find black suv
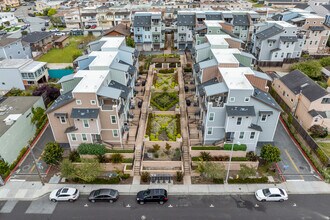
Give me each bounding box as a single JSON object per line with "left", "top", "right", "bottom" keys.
{"left": 136, "top": 189, "right": 168, "bottom": 205}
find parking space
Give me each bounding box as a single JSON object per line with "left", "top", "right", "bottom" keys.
{"left": 14, "top": 126, "right": 54, "bottom": 177}
{"left": 273, "top": 121, "right": 320, "bottom": 181}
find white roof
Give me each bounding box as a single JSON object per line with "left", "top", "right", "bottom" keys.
{"left": 204, "top": 20, "right": 224, "bottom": 28}
{"left": 267, "top": 21, "right": 295, "bottom": 28}
{"left": 3, "top": 114, "right": 21, "bottom": 122}
{"left": 204, "top": 82, "right": 228, "bottom": 96}
{"left": 100, "top": 37, "right": 125, "bottom": 50}
{"left": 219, "top": 67, "right": 254, "bottom": 91}
{"left": 72, "top": 70, "right": 109, "bottom": 93}
{"left": 20, "top": 61, "right": 46, "bottom": 73}
{"left": 206, "top": 35, "right": 231, "bottom": 48}
{"left": 211, "top": 48, "right": 241, "bottom": 65}
{"left": 89, "top": 51, "right": 118, "bottom": 69}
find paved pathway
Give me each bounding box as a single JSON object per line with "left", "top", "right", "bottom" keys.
{"left": 0, "top": 181, "right": 329, "bottom": 201}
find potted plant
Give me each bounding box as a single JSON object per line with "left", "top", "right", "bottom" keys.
{"left": 176, "top": 133, "right": 182, "bottom": 142}
{"left": 144, "top": 135, "right": 149, "bottom": 141}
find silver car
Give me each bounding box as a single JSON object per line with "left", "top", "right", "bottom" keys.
{"left": 255, "top": 188, "right": 288, "bottom": 202}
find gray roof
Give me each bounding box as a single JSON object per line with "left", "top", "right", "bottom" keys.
{"left": 71, "top": 108, "right": 99, "bottom": 119}
{"left": 81, "top": 12, "right": 96, "bottom": 17}
{"left": 308, "top": 109, "right": 327, "bottom": 118}
{"left": 225, "top": 106, "right": 256, "bottom": 117}
{"left": 108, "top": 80, "right": 131, "bottom": 99}
{"left": 46, "top": 91, "right": 74, "bottom": 113}
{"left": 97, "top": 86, "right": 121, "bottom": 100}
{"left": 177, "top": 14, "right": 196, "bottom": 26}
{"left": 252, "top": 88, "right": 281, "bottom": 111}
{"left": 204, "top": 82, "right": 228, "bottom": 97}
{"left": 280, "top": 70, "right": 328, "bottom": 102}
{"left": 199, "top": 59, "right": 217, "bottom": 69}
{"left": 57, "top": 74, "right": 74, "bottom": 84}
{"left": 0, "top": 38, "right": 19, "bottom": 47}
{"left": 133, "top": 15, "right": 151, "bottom": 27}
{"left": 294, "top": 3, "right": 308, "bottom": 9}
{"left": 280, "top": 36, "right": 298, "bottom": 42}
{"left": 309, "top": 26, "right": 325, "bottom": 31}
{"left": 233, "top": 15, "right": 249, "bottom": 26}
{"left": 259, "top": 110, "right": 273, "bottom": 116}
{"left": 249, "top": 123, "right": 262, "bottom": 132}
{"left": 197, "top": 78, "right": 218, "bottom": 96}
{"left": 255, "top": 25, "right": 284, "bottom": 40}
{"left": 271, "top": 14, "right": 283, "bottom": 21}
{"left": 22, "top": 31, "right": 53, "bottom": 44}
{"left": 205, "top": 13, "right": 222, "bottom": 20}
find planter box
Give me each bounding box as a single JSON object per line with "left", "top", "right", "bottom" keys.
{"left": 72, "top": 162, "right": 125, "bottom": 171}
{"left": 144, "top": 140, "right": 181, "bottom": 148}
{"left": 80, "top": 153, "right": 134, "bottom": 159}
{"left": 191, "top": 161, "right": 259, "bottom": 171}
{"left": 141, "top": 160, "right": 183, "bottom": 175}
{"left": 123, "top": 164, "right": 133, "bottom": 176}
{"left": 190, "top": 150, "right": 246, "bottom": 158}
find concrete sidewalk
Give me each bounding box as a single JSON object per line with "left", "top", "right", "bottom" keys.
{"left": 0, "top": 181, "right": 329, "bottom": 201}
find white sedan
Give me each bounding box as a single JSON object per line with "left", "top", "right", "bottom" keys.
{"left": 49, "top": 187, "right": 79, "bottom": 202}
{"left": 255, "top": 188, "right": 288, "bottom": 202}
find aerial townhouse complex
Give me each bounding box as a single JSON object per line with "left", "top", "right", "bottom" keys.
{"left": 192, "top": 34, "right": 281, "bottom": 151}
{"left": 272, "top": 8, "right": 330, "bottom": 54}
{"left": 46, "top": 37, "right": 139, "bottom": 149}
{"left": 251, "top": 21, "right": 305, "bottom": 62}
{"left": 133, "top": 12, "right": 165, "bottom": 51}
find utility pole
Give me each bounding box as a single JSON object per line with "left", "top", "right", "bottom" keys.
{"left": 78, "top": 3, "right": 84, "bottom": 32}
{"left": 225, "top": 140, "right": 240, "bottom": 184}
{"left": 29, "top": 144, "right": 45, "bottom": 186}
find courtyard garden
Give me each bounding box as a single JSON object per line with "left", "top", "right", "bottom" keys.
{"left": 153, "top": 69, "right": 178, "bottom": 91}
{"left": 146, "top": 113, "right": 181, "bottom": 141}
{"left": 150, "top": 92, "right": 179, "bottom": 111}
{"left": 144, "top": 143, "right": 181, "bottom": 161}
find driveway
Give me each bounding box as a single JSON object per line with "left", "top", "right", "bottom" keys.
{"left": 273, "top": 121, "right": 320, "bottom": 181}
{"left": 13, "top": 126, "right": 54, "bottom": 178}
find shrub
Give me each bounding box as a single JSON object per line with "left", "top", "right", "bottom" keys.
{"left": 231, "top": 157, "right": 249, "bottom": 161}
{"left": 110, "top": 153, "right": 123, "bottom": 163}
{"left": 246, "top": 151, "right": 258, "bottom": 161}
{"left": 141, "top": 171, "right": 150, "bottom": 183}
{"left": 0, "top": 160, "right": 10, "bottom": 178}
{"left": 238, "top": 165, "right": 257, "bottom": 179}
{"left": 42, "top": 142, "right": 63, "bottom": 165}
{"left": 106, "top": 149, "right": 134, "bottom": 153}
{"left": 154, "top": 153, "right": 159, "bottom": 158}
{"left": 260, "top": 144, "right": 281, "bottom": 164}
{"left": 176, "top": 171, "right": 183, "bottom": 182}
{"left": 69, "top": 150, "right": 81, "bottom": 162}
{"left": 122, "top": 158, "right": 133, "bottom": 163}
{"left": 316, "top": 148, "right": 329, "bottom": 165}
{"left": 290, "top": 60, "right": 322, "bottom": 80}
{"left": 97, "top": 154, "right": 108, "bottom": 163}
{"left": 223, "top": 144, "right": 247, "bottom": 151}
{"left": 228, "top": 177, "right": 268, "bottom": 184}
{"left": 309, "top": 125, "right": 328, "bottom": 138}
{"left": 213, "top": 178, "right": 224, "bottom": 184}
{"left": 78, "top": 143, "right": 106, "bottom": 155}
{"left": 191, "top": 146, "right": 222, "bottom": 150}
{"left": 9, "top": 147, "right": 28, "bottom": 170}
{"left": 320, "top": 56, "right": 330, "bottom": 67}
{"left": 153, "top": 144, "right": 160, "bottom": 152}
{"left": 200, "top": 152, "right": 212, "bottom": 161}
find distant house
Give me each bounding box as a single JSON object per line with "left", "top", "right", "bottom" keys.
{"left": 0, "top": 96, "right": 45, "bottom": 164}
{"left": 22, "top": 31, "right": 54, "bottom": 57}
{"left": 0, "top": 12, "right": 18, "bottom": 26}
{"left": 103, "top": 23, "right": 131, "bottom": 37}
{"left": 272, "top": 70, "right": 330, "bottom": 130}
{"left": 0, "top": 38, "right": 32, "bottom": 59}
{"left": 54, "top": 35, "right": 70, "bottom": 49}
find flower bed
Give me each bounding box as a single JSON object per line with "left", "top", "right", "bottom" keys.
{"left": 150, "top": 92, "right": 179, "bottom": 111}
{"left": 146, "top": 114, "right": 180, "bottom": 141}
{"left": 144, "top": 143, "right": 181, "bottom": 161}
{"left": 153, "top": 72, "right": 178, "bottom": 90}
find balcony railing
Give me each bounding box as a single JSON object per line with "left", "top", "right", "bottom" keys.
{"left": 102, "top": 104, "right": 114, "bottom": 110}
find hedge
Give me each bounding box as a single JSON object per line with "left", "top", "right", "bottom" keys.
{"left": 106, "top": 149, "right": 134, "bottom": 153}
{"left": 224, "top": 144, "right": 247, "bottom": 151}
{"left": 158, "top": 68, "right": 175, "bottom": 74}
{"left": 78, "top": 143, "right": 106, "bottom": 155}
{"left": 192, "top": 156, "right": 250, "bottom": 162}
{"left": 9, "top": 147, "right": 28, "bottom": 170}
{"left": 122, "top": 158, "right": 133, "bottom": 163}
{"left": 228, "top": 177, "right": 268, "bottom": 184}
{"left": 73, "top": 177, "right": 120, "bottom": 184}
{"left": 191, "top": 146, "right": 222, "bottom": 150}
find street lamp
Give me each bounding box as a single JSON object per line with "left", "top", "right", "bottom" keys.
{"left": 225, "top": 140, "right": 240, "bottom": 184}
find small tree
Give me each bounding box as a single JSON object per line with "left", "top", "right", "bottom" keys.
{"left": 75, "top": 159, "right": 102, "bottom": 182}
{"left": 200, "top": 152, "right": 212, "bottom": 161}
{"left": 197, "top": 161, "right": 225, "bottom": 180}
{"left": 47, "top": 8, "right": 57, "bottom": 17}
{"left": 110, "top": 153, "right": 123, "bottom": 163}
{"left": 141, "top": 171, "right": 150, "bottom": 183}
{"left": 260, "top": 144, "right": 281, "bottom": 164}
{"left": 0, "top": 160, "right": 10, "bottom": 178}
{"left": 60, "top": 159, "right": 76, "bottom": 179}
{"left": 42, "top": 142, "right": 63, "bottom": 165}
{"left": 290, "top": 60, "right": 322, "bottom": 80}
{"left": 31, "top": 107, "right": 46, "bottom": 128}
{"left": 309, "top": 125, "right": 328, "bottom": 138}
{"left": 238, "top": 164, "right": 257, "bottom": 179}
{"left": 69, "top": 150, "right": 81, "bottom": 162}
{"left": 126, "top": 36, "right": 135, "bottom": 48}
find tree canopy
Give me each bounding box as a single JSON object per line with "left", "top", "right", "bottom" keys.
{"left": 260, "top": 144, "right": 281, "bottom": 164}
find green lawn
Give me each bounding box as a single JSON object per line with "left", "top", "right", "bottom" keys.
{"left": 317, "top": 142, "right": 330, "bottom": 157}
{"left": 38, "top": 36, "right": 95, "bottom": 63}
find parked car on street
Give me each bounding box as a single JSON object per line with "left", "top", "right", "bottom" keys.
{"left": 49, "top": 187, "right": 79, "bottom": 202}
{"left": 255, "top": 188, "right": 288, "bottom": 202}
{"left": 136, "top": 189, "right": 168, "bottom": 205}
{"left": 85, "top": 25, "right": 91, "bottom": 29}
{"left": 28, "top": 13, "right": 35, "bottom": 17}
{"left": 0, "top": 30, "right": 6, "bottom": 35}
{"left": 54, "top": 32, "right": 65, "bottom": 36}
{"left": 20, "top": 25, "right": 28, "bottom": 30}
{"left": 88, "top": 189, "right": 119, "bottom": 203}
{"left": 91, "top": 25, "right": 97, "bottom": 29}
{"left": 41, "top": 27, "right": 46, "bottom": 31}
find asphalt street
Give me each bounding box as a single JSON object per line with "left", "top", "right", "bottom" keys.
{"left": 0, "top": 194, "right": 329, "bottom": 220}
{"left": 273, "top": 121, "right": 320, "bottom": 181}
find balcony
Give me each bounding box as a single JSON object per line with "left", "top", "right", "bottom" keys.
{"left": 102, "top": 104, "right": 114, "bottom": 110}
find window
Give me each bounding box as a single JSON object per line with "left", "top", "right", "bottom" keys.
{"left": 230, "top": 97, "right": 235, "bottom": 102}
{"left": 207, "top": 127, "right": 212, "bottom": 135}
{"left": 314, "top": 118, "right": 319, "bottom": 122}
{"left": 90, "top": 100, "right": 96, "bottom": 105}
{"left": 82, "top": 134, "right": 87, "bottom": 141}
{"left": 209, "top": 113, "right": 215, "bottom": 121}
{"left": 244, "top": 97, "right": 250, "bottom": 102}
{"left": 113, "top": 129, "right": 119, "bottom": 137}
{"left": 315, "top": 41, "right": 318, "bottom": 45}
{"left": 237, "top": 117, "right": 242, "bottom": 125}
{"left": 60, "top": 116, "right": 66, "bottom": 124}
{"left": 83, "top": 119, "right": 89, "bottom": 128}
{"left": 111, "top": 115, "right": 117, "bottom": 124}
{"left": 76, "top": 100, "right": 82, "bottom": 105}
{"left": 261, "top": 114, "right": 267, "bottom": 122}
{"left": 310, "top": 40, "right": 313, "bottom": 45}
{"left": 290, "top": 98, "right": 294, "bottom": 103}
{"left": 282, "top": 91, "right": 286, "bottom": 96}
{"left": 239, "top": 132, "right": 244, "bottom": 139}
{"left": 281, "top": 52, "right": 284, "bottom": 58}
{"left": 250, "top": 132, "right": 255, "bottom": 139}
{"left": 274, "top": 52, "right": 278, "bottom": 58}
{"left": 71, "top": 134, "right": 77, "bottom": 141}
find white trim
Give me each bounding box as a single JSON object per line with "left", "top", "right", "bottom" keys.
{"left": 83, "top": 119, "right": 90, "bottom": 128}
{"left": 209, "top": 112, "right": 215, "bottom": 122}
{"left": 48, "top": 115, "right": 57, "bottom": 141}
{"left": 60, "top": 116, "right": 67, "bottom": 124}
{"left": 207, "top": 127, "right": 213, "bottom": 135}
{"left": 90, "top": 100, "right": 96, "bottom": 105}
{"left": 96, "top": 116, "right": 100, "bottom": 133}
{"left": 76, "top": 100, "right": 82, "bottom": 105}
{"left": 70, "top": 133, "right": 77, "bottom": 141}
{"left": 229, "top": 97, "right": 235, "bottom": 102}
{"left": 81, "top": 133, "right": 87, "bottom": 141}
{"left": 112, "top": 129, "right": 119, "bottom": 137}
{"left": 110, "top": 115, "right": 117, "bottom": 124}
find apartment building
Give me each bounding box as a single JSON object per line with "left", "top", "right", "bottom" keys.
{"left": 0, "top": 59, "right": 48, "bottom": 94}
{"left": 0, "top": 12, "right": 18, "bottom": 26}
{"left": 175, "top": 11, "right": 196, "bottom": 50}
{"left": 251, "top": 21, "right": 305, "bottom": 62}
{"left": 272, "top": 70, "right": 330, "bottom": 130}
{"left": 192, "top": 34, "right": 280, "bottom": 151}
{"left": 0, "top": 38, "right": 32, "bottom": 59}
{"left": 3, "top": 0, "right": 19, "bottom": 7}
{"left": 272, "top": 9, "right": 330, "bottom": 54}
{"left": 47, "top": 37, "right": 139, "bottom": 148}
{"left": 133, "top": 12, "right": 164, "bottom": 51}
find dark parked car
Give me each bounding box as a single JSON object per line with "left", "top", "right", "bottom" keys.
{"left": 136, "top": 189, "right": 168, "bottom": 205}
{"left": 0, "top": 30, "right": 6, "bottom": 35}
{"left": 85, "top": 25, "right": 91, "bottom": 29}
{"left": 88, "top": 189, "right": 119, "bottom": 203}
{"left": 21, "top": 25, "right": 28, "bottom": 30}
{"left": 28, "top": 13, "right": 35, "bottom": 17}
{"left": 41, "top": 27, "right": 46, "bottom": 31}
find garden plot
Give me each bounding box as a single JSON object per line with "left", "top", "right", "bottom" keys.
{"left": 144, "top": 143, "right": 181, "bottom": 161}
{"left": 146, "top": 114, "right": 181, "bottom": 141}
{"left": 151, "top": 92, "right": 179, "bottom": 111}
